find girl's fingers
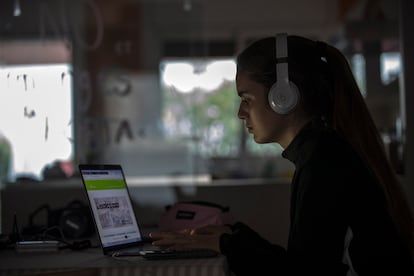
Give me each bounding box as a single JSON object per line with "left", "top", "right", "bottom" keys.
{"left": 150, "top": 232, "right": 180, "bottom": 239}
{"left": 151, "top": 235, "right": 196, "bottom": 246}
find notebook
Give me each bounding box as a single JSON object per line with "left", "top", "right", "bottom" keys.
{"left": 79, "top": 164, "right": 218, "bottom": 259}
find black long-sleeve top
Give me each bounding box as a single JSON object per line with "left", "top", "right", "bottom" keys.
{"left": 220, "top": 121, "right": 414, "bottom": 276}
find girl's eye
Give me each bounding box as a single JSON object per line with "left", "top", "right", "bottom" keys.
{"left": 241, "top": 98, "right": 249, "bottom": 104}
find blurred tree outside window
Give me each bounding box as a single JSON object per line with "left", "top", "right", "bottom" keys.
{"left": 160, "top": 58, "right": 283, "bottom": 160}
{"left": 161, "top": 59, "right": 239, "bottom": 157}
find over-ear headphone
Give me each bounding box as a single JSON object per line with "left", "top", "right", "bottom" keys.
{"left": 268, "top": 33, "right": 300, "bottom": 114}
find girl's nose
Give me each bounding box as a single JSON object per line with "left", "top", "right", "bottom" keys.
{"left": 237, "top": 105, "right": 246, "bottom": 120}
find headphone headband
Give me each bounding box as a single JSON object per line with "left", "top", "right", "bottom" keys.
{"left": 276, "top": 33, "right": 288, "bottom": 59}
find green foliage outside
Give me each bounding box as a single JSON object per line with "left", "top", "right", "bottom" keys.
{"left": 163, "top": 82, "right": 282, "bottom": 157}
{"left": 0, "top": 142, "right": 11, "bottom": 182}
{"left": 163, "top": 82, "right": 240, "bottom": 156}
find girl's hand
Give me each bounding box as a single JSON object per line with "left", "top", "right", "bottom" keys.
{"left": 149, "top": 224, "right": 232, "bottom": 252}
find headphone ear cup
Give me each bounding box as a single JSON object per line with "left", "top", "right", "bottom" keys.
{"left": 59, "top": 201, "right": 95, "bottom": 239}
{"left": 268, "top": 80, "right": 300, "bottom": 114}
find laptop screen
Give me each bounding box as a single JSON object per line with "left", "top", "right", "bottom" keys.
{"left": 79, "top": 164, "right": 144, "bottom": 250}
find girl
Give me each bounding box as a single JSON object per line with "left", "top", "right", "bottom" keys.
{"left": 150, "top": 34, "right": 414, "bottom": 276}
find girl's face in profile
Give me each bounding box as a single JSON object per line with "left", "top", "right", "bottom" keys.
{"left": 236, "top": 71, "right": 292, "bottom": 146}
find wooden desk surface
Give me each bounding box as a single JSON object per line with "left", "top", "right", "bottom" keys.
{"left": 0, "top": 247, "right": 230, "bottom": 276}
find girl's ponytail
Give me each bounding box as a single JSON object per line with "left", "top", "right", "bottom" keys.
{"left": 326, "top": 44, "right": 414, "bottom": 258}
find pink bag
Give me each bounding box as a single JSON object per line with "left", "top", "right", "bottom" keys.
{"left": 159, "top": 201, "right": 234, "bottom": 232}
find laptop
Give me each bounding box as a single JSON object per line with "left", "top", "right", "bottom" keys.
{"left": 79, "top": 164, "right": 218, "bottom": 259}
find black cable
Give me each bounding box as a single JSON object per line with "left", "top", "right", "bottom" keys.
{"left": 41, "top": 226, "right": 92, "bottom": 251}
{"left": 11, "top": 213, "right": 22, "bottom": 242}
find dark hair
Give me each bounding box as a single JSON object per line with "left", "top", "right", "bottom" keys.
{"left": 237, "top": 35, "right": 414, "bottom": 256}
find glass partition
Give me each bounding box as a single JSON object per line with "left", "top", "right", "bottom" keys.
{"left": 0, "top": 0, "right": 403, "bottom": 182}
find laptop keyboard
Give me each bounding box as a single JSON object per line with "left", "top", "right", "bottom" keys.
{"left": 140, "top": 248, "right": 219, "bottom": 260}
{"left": 113, "top": 248, "right": 218, "bottom": 260}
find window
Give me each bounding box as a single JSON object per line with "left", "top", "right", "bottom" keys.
{"left": 161, "top": 58, "right": 284, "bottom": 158}
{"left": 351, "top": 53, "right": 367, "bottom": 97}
{"left": 159, "top": 58, "right": 286, "bottom": 179}
{"left": 160, "top": 59, "right": 239, "bottom": 157}
{"left": 0, "top": 64, "right": 73, "bottom": 181}
{"left": 380, "top": 52, "right": 401, "bottom": 85}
